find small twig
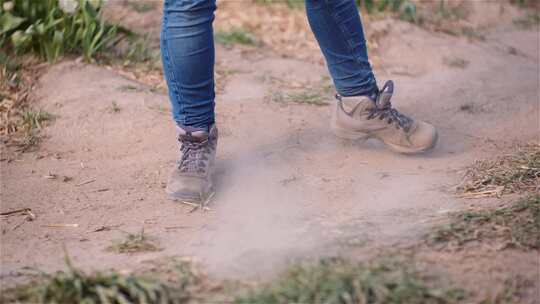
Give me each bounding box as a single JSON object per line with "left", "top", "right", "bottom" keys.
{"left": 164, "top": 226, "right": 190, "bottom": 230}
{"left": 1, "top": 208, "right": 31, "bottom": 216}
{"left": 180, "top": 201, "right": 199, "bottom": 208}
{"left": 43, "top": 224, "right": 79, "bottom": 228}
{"left": 93, "top": 225, "right": 120, "bottom": 232}
{"left": 10, "top": 210, "right": 36, "bottom": 231}
{"left": 200, "top": 192, "right": 216, "bottom": 213}
{"left": 43, "top": 172, "right": 57, "bottom": 179}
{"left": 75, "top": 179, "right": 96, "bottom": 187}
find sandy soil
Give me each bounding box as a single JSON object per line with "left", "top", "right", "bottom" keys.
{"left": 1, "top": 1, "right": 539, "bottom": 299}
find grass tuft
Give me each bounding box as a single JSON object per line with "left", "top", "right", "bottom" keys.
{"left": 107, "top": 229, "right": 161, "bottom": 254}
{"left": 255, "top": 0, "right": 305, "bottom": 9}
{"left": 126, "top": 0, "right": 158, "bottom": 13}
{"left": 235, "top": 258, "right": 464, "bottom": 304}
{"left": 1, "top": 257, "right": 188, "bottom": 304}
{"left": 118, "top": 84, "right": 142, "bottom": 92}
{"left": 215, "top": 28, "right": 258, "bottom": 46}
{"left": 286, "top": 92, "right": 329, "bottom": 106}
{"left": 269, "top": 91, "right": 330, "bottom": 106}
{"left": 21, "top": 109, "right": 53, "bottom": 131}
{"left": 17, "top": 130, "right": 42, "bottom": 152}
{"left": 487, "top": 275, "right": 534, "bottom": 304}
{"left": 429, "top": 195, "right": 540, "bottom": 250}
{"left": 457, "top": 144, "right": 540, "bottom": 197}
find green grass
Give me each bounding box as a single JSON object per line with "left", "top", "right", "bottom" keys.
{"left": 107, "top": 229, "right": 161, "bottom": 254}
{"left": 18, "top": 130, "right": 41, "bottom": 152}
{"left": 236, "top": 258, "right": 465, "bottom": 304}
{"left": 269, "top": 91, "right": 330, "bottom": 106}
{"left": 121, "top": 34, "right": 160, "bottom": 64}
{"left": 2, "top": 0, "right": 121, "bottom": 62}
{"left": 3, "top": 256, "right": 534, "bottom": 304}
{"left": 0, "top": 51, "right": 22, "bottom": 86}
{"left": 126, "top": 0, "right": 158, "bottom": 13}
{"left": 215, "top": 28, "right": 258, "bottom": 46}
{"left": 1, "top": 257, "right": 189, "bottom": 304}
{"left": 429, "top": 195, "right": 540, "bottom": 250}
{"left": 21, "top": 109, "right": 53, "bottom": 130}
{"left": 255, "top": 0, "right": 304, "bottom": 9}
{"left": 354, "top": 0, "right": 419, "bottom": 23}
{"left": 287, "top": 92, "right": 329, "bottom": 106}
{"left": 118, "top": 84, "right": 141, "bottom": 92}
{"left": 1, "top": 54, "right": 52, "bottom": 151}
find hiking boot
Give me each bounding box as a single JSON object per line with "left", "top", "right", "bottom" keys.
{"left": 331, "top": 80, "right": 438, "bottom": 154}
{"left": 166, "top": 124, "right": 218, "bottom": 202}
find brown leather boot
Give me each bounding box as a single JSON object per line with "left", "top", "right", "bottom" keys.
{"left": 166, "top": 124, "right": 218, "bottom": 202}
{"left": 331, "top": 80, "right": 437, "bottom": 154}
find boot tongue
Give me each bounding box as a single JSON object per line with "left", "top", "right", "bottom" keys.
{"left": 376, "top": 90, "right": 392, "bottom": 109}
{"left": 375, "top": 80, "right": 394, "bottom": 109}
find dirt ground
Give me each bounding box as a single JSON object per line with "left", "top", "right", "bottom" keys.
{"left": 1, "top": 1, "right": 539, "bottom": 301}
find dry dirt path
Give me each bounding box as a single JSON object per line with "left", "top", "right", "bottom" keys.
{"left": 1, "top": 20, "right": 538, "bottom": 282}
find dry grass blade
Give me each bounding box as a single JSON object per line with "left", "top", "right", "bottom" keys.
{"left": 44, "top": 224, "right": 79, "bottom": 228}
{"left": 179, "top": 192, "right": 215, "bottom": 213}
{"left": 1, "top": 54, "right": 51, "bottom": 153}
{"left": 75, "top": 179, "right": 96, "bottom": 186}
{"left": 456, "top": 144, "right": 540, "bottom": 198}
{"left": 428, "top": 195, "right": 540, "bottom": 250}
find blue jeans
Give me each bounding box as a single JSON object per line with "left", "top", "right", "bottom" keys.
{"left": 161, "top": 0, "right": 377, "bottom": 130}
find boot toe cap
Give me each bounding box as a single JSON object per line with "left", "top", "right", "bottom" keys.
{"left": 409, "top": 121, "right": 438, "bottom": 152}
{"left": 165, "top": 171, "right": 208, "bottom": 202}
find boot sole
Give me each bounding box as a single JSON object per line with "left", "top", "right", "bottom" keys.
{"left": 382, "top": 133, "right": 438, "bottom": 154}
{"left": 331, "top": 123, "right": 438, "bottom": 154}
{"left": 166, "top": 183, "right": 214, "bottom": 203}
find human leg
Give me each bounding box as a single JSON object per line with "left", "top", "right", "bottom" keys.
{"left": 305, "top": 0, "right": 438, "bottom": 153}
{"left": 161, "top": 0, "right": 217, "bottom": 130}
{"left": 161, "top": 0, "right": 218, "bottom": 201}
{"left": 305, "top": 0, "right": 377, "bottom": 97}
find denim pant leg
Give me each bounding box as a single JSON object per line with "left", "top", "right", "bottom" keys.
{"left": 161, "top": 0, "right": 216, "bottom": 130}
{"left": 305, "top": 0, "right": 377, "bottom": 97}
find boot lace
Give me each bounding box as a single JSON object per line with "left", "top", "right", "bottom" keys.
{"left": 367, "top": 105, "right": 413, "bottom": 132}
{"left": 178, "top": 139, "right": 210, "bottom": 174}
{"left": 367, "top": 81, "right": 413, "bottom": 132}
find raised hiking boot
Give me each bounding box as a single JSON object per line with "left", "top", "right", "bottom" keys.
{"left": 166, "top": 124, "right": 218, "bottom": 202}
{"left": 331, "top": 80, "right": 438, "bottom": 154}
